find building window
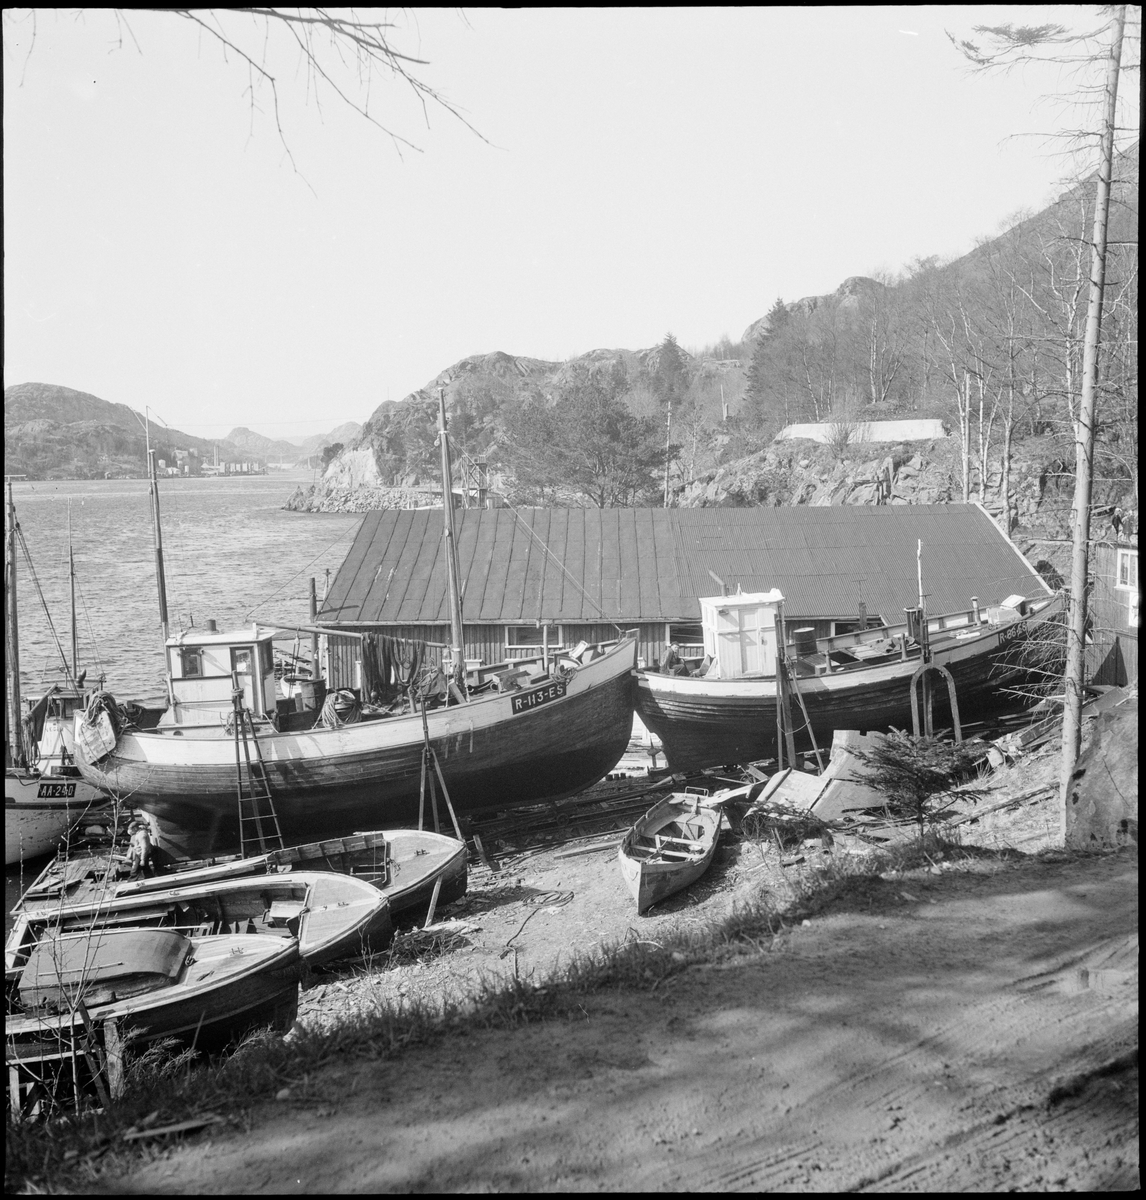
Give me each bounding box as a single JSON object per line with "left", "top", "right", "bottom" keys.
{"left": 1115, "top": 549, "right": 1138, "bottom": 590}
{"left": 1117, "top": 549, "right": 1140, "bottom": 629}
{"left": 180, "top": 648, "right": 202, "bottom": 678}
{"left": 506, "top": 625, "right": 558, "bottom": 651}
{"left": 831, "top": 617, "right": 885, "bottom": 637}
{"left": 667, "top": 623, "right": 704, "bottom": 653}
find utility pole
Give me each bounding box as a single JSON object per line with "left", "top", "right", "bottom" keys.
{"left": 1059, "top": 6, "right": 1127, "bottom": 825}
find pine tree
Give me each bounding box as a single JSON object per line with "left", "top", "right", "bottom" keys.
{"left": 653, "top": 333, "right": 688, "bottom": 410}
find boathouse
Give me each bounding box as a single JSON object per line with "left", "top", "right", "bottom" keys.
{"left": 316, "top": 504, "right": 1053, "bottom": 685}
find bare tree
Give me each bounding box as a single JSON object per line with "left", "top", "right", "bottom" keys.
{"left": 4, "top": 7, "right": 483, "bottom": 168}
{"left": 951, "top": 5, "right": 1137, "bottom": 824}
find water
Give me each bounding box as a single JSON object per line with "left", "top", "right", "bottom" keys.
{"left": 7, "top": 473, "right": 361, "bottom": 704}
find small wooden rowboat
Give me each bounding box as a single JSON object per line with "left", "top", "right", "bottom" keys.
{"left": 6, "top": 871, "right": 393, "bottom": 973}
{"left": 618, "top": 791, "right": 721, "bottom": 914}
{"left": 6, "top": 927, "right": 300, "bottom": 1059}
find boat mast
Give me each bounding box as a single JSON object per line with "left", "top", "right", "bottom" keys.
{"left": 5, "top": 478, "right": 26, "bottom": 767}
{"left": 145, "top": 411, "right": 170, "bottom": 644}
{"left": 68, "top": 501, "right": 78, "bottom": 683}
{"left": 437, "top": 389, "right": 467, "bottom": 693}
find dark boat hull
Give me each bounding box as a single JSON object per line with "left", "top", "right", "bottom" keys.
{"left": 637, "top": 606, "right": 1063, "bottom": 772}
{"left": 75, "top": 641, "right": 637, "bottom": 853}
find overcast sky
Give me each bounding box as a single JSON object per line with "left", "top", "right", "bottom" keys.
{"left": 3, "top": 6, "right": 1128, "bottom": 442}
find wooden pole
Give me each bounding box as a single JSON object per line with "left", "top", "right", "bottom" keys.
{"left": 437, "top": 390, "right": 467, "bottom": 693}
{"left": 5, "top": 480, "right": 24, "bottom": 768}
{"left": 68, "top": 502, "right": 78, "bottom": 684}
{"left": 1060, "top": 7, "right": 1126, "bottom": 829}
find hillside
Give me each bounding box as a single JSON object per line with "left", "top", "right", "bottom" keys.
{"left": 2, "top": 383, "right": 362, "bottom": 480}
{"left": 3, "top": 382, "right": 238, "bottom": 479}
{"left": 289, "top": 144, "right": 1136, "bottom": 550}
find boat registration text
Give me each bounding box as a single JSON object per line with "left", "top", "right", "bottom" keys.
{"left": 37, "top": 782, "right": 77, "bottom": 798}
{"left": 511, "top": 680, "right": 568, "bottom": 714}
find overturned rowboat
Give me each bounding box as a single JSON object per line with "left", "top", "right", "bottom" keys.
{"left": 618, "top": 791, "right": 721, "bottom": 914}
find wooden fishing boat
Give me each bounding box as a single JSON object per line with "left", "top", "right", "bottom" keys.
{"left": 5, "top": 484, "right": 106, "bottom": 864}
{"left": 7, "top": 870, "right": 393, "bottom": 973}
{"left": 618, "top": 791, "right": 722, "bottom": 914}
{"left": 69, "top": 397, "right": 637, "bottom": 854}
{"left": 636, "top": 591, "right": 1065, "bottom": 773}
{"left": 72, "top": 632, "right": 636, "bottom": 853}
{"left": 6, "top": 927, "right": 300, "bottom": 1104}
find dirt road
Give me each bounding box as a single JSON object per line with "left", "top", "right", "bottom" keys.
{"left": 104, "top": 847, "right": 1137, "bottom": 1193}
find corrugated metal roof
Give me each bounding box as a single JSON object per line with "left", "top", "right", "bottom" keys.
{"left": 318, "top": 505, "right": 1051, "bottom": 626}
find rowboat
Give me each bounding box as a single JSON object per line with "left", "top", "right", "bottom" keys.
{"left": 5, "top": 480, "right": 107, "bottom": 864}
{"left": 13, "top": 828, "right": 464, "bottom": 927}
{"left": 69, "top": 398, "right": 636, "bottom": 854}
{"left": 151, "top": 828, "right": 469, "bottom": 917}
{"left": 7, "top": 928, "right": 300, "bottom": 1071}
{"left": 618, "top": 792, "right": 722, "bottom": 914}
{"left": 636, "top": 591, "right": 1066, "bottom": 773}
{"left": 7, "top": 870, "right": 393, "bottom": 973}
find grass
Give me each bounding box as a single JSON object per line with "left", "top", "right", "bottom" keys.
{"left": 2, "top": 834, "right": 1072, "bottom": 1193}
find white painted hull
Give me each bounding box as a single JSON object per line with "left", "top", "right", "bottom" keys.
{"left": 4, "top": 771, "right": 105, "bottom": 865}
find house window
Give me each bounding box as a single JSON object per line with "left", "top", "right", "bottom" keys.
{"left": 180, "top": 648, "right": 202, "bottom": 678}
{"left": 231, "top": 647, "right": 253, "bottom": 675}
{"left": 506, "top": 625, "right": 558, "bottom": 651}
{"left": 1115, "top": 549, "right": 1138, "bottom": 590}
{"left": 1117, "top": 549, "right": 1140, "bottom": 629}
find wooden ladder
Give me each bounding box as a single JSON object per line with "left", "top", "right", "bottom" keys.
{"left": 232, "top": 691, "right": 284, "bottom": 856}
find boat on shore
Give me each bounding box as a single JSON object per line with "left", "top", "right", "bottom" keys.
{"left": 5, "top": 483, "right": 107, "bottom": 864}
{"left": 618, "top": 791, "right": 722, "bottom": 913}
{"left": 636, "top": 590, "right": 1065, "bottom": 773}
{"left": 7, "top": 869, "right": 393, "bottom": 973}
{"left": 14, "top": 828, "right": 467, "bottom": 923}
{"left": 69, "top": 397, "right": 636, "bottom": 853}
{"left": 6, "top": 927, "right": 300, "bottom": 1113}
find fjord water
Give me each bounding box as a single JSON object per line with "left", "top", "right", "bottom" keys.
{"left": 9, "top": 473, "right": 361, "bottom": 704}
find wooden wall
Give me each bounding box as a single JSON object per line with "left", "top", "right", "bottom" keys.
{"left": 1088, "top": 542, "right": 1139, "bottom": 687}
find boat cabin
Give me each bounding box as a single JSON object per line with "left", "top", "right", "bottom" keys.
{"left": 700, "top": 591, "right": 783, "bottom": 680}
{"left": 161, "top": 623, "right": 278, "bottom": 727}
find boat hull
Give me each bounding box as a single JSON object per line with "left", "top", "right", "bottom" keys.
{"left": 74, "top": 640, "right": 637, "bottom": 853}
{"left": 8, "top": 872, "right": 393, "bottom": 972}
{"left": 636, "top": 605, "right": 1063, "bottom": 772}
{"left": 7, "top": 933, "right": 300, "bottom": 1058}
{"left": 618, "top": 795, "right": 721, "bottom": 914}
{"left": 4, "top": 771, "right": 105, "bottom": 865}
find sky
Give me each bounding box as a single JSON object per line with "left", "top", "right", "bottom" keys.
{"left": 3, "top": 6, "right": 1134, "bottom": 443}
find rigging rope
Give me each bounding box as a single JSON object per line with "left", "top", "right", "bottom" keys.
{"left": 16, "top": 526, "right": 73, "bottom": 683}
{"left": 453, "top": 446, "right": 628, "bottom": 639}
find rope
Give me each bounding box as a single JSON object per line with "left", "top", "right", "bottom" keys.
{"left": 453, "top": 446, "right": 627, "bottom": 638}
{"left": 320, "top": 688, "right": 361, "bottom": 728}
{"left": 16, "top": 526, "right": 73, "bottom": 682}
{"left": 245, "top": 520, "right": 360, "bottom": 620}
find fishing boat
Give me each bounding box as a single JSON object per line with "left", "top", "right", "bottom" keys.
{"left": 69, "top": 397, "right": 636, "bottom": 852}
{"left": 618, "top": 791, "right": 722, "bottom": 913}
{"left": 5, "top": 483, "right": 106, "bottom": 864}
{"left": 6, "top": 927, "right": 300, "bottom": 1102}
{"left": 636, "top": 588, "right": 1066, "bottom": 773}
{"left": 6, "top": 869, "right": 393, "bottom": 974}
{"left": 13, "top": 828, "right": 467, "bottom": 921}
